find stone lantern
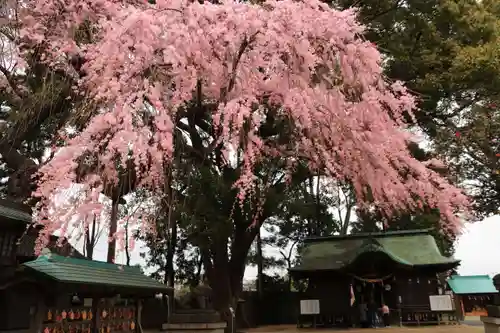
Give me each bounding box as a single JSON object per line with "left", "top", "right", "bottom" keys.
{"left": 481, "top": 274, "right": 500, "bottom": 333}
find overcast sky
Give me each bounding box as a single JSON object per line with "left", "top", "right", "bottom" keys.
{"left": 454, "top": 215, "right": 500, "bottom": 277}
{"left": 80, "top": 214, "right": 500, "bottom": 282}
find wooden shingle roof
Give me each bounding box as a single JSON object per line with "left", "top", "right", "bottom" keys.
{"left": 23, "top": 253, "right": 169, "bottom": 293}
{"left": 290, "top": 229, "right": 459, "bottom": 272}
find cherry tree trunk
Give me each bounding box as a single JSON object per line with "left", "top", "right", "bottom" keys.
{"left": 107, "top": 197, "right": 119, "bottom": 263}
{"left": 204, "top": 223, "right": 256, "bottom": 333}
{"left": 209, "top": 265, "right": 243, "bottom": 333}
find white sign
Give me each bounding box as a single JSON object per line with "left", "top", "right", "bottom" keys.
{"left": 300, "top": 299, "right": 320, "bottom": 315}
{"left": 429, "top": 295, "right": 453, "bottom": 311}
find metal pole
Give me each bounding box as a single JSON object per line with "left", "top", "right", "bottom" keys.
{"left": 229, "top": 307, "right": 235, "bottom": 333}
{"left": 165, "top": 294, "right": 171, "bottom": 324}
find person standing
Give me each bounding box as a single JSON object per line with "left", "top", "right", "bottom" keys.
{"left": 381, "top": 303, "right": 390, "bottom": 327}
{"left": 359, "top": 302, "right": 368, "bottom": 328}
{"left": 368, "top": 300, "right": 377, "bottom": 328}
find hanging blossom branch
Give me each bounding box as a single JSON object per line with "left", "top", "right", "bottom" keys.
{"left": 20, "top": 0, "right": 469, "bottom": 253}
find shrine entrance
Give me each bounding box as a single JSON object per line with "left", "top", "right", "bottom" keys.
{"left": 347, "top": 250, "right": 399, "bottom": 312}
{"left": 352, "top": 276, "right": 393, "bottom": 307}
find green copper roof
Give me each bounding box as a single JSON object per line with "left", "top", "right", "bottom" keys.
{"left": 23, "top": 253, "right": 169, "bottom": 292}
{"left": 448, "top": 275, "right": 496, "bottom": 294}
{"left": 290, "top": 229, "right": 459, "bottom": 272}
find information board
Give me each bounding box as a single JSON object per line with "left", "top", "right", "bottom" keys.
{"left": 429, "top": 295, "right": 453, "bottom": 311}
{"left": 300, "top": 299, "right": 320, "bottom": 315}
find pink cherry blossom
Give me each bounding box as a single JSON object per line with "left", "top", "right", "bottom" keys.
{"left": 21, "top": 0, "right": 469, "bottom": 253}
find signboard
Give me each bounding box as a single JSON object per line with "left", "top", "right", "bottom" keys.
{"left": 429, "top": 295, "right": 453, "bottom": 311}
{"left": 300, "top": 299, "right": 320, "bottom": 315}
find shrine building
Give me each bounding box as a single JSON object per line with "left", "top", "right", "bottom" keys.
{"left": 289, "top": 229, "right": 460, "bottom": 328}
{"left": 447, "top": 275, "right": 496, "bottom": 319}
{"left": 0, "top": 199, "right": 171, "bottom": 333}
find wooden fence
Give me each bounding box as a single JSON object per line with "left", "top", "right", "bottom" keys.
{"left": 139, "top": 291, "right": 300, "bottom": 330}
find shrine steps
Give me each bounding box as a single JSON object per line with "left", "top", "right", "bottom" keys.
{"left": 161, "top": 322, "right": 227, "bottom": 333}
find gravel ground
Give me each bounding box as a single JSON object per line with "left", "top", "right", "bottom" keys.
{"left": 243, "top": 324, "right": 483, "bottom": 333}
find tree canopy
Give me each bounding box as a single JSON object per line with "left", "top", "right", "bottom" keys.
{"left": 334, "top": 0, "right": 500, "bottom": 217}
{"left": 21, "top": 0, "right": 468, "bottom": 253}
{"left": 1, "top": 0, "right": 495, "bottom": 322}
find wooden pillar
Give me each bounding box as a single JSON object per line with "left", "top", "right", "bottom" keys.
{"left": 460, "top": 296, "right": 465, "bottom": 320}
{"left": 32, "top": 297, "right": 47, "bottom": 333}
{"left": 91, "top": 297, "right": 99, "bottom": 333}
{"left": 136, "top": 299, "right": 143, "bottom": 333}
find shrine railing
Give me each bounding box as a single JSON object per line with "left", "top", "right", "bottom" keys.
{"left": 400, "top": 305, "right": 459, "bottom": 325}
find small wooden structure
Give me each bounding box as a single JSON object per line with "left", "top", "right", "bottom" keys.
{"left": 289, "top": 229, "right": 460, "bottom": 328}
{"left": 447, "top": 275, "right": 496, "bottom": 319}
{"left": 3, "top": 252, "right": 171, "bottom": 333}
{"left": 0, "top": 199, "right": 171, "bottom": 333}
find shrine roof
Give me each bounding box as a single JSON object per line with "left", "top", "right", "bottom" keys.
{"left": 0, "top": 199, "right": 32, "bottom": 223}
{"left": 290, "top": 229, "right": 459, "bottom": 272}
{"left": 23, "top": 253, "right": 170, "bottom": 292}
{"left": 448, "top": 275, "right": 497, "bottom": 294}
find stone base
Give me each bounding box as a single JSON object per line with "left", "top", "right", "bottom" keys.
{"left": 481, "top": 316, "right": 500, "bottom": 333}
{"left": 169, "top": 310, "right": 221, "bottom": 324}
{"left": 161, "top": 322, "right": 227, "bottom": 333}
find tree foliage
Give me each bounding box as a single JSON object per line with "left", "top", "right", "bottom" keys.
{"left": 0, "top": 0, "right": 86, "bottom": 201}
{"left": 0, "top": 0, "right": 477, "bottom": 323}
{"left": 351, "top": 207, "right": 456, "bottom": 256}
{"left": 336, "top": 0, "right": 500, "bottom": 132}
{"left": 254, "top": 178, "right": 340, "bottom": 269}
{"left": 349, "top": 144, "right": 457, "bottom": 255}
{"left": 333, "top": 0, "right": 500, "bottom": 217}
{"left": 25, "top": 0, "right": 467, "bottom": 251}
{"left": 433, "top": 105, "right": 500, "bottom": 217}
